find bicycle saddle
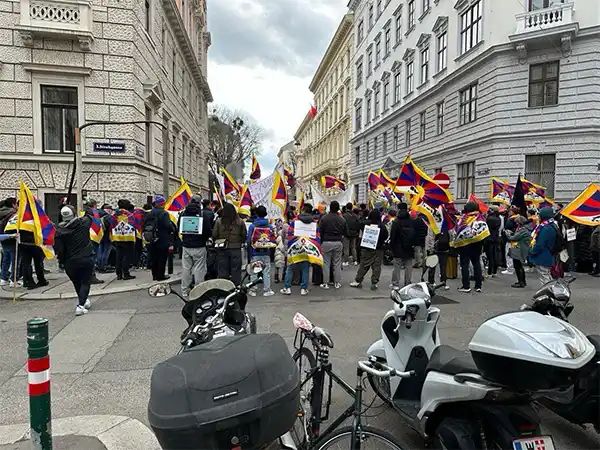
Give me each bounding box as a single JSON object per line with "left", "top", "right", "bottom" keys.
{"left": 312, "top": 327, "right": 334, "bottom": 348}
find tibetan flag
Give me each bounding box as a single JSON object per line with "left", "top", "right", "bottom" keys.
{"left": 271, "top": 170, "right": 288, "bottom": 216}
{"left": 130, "top": 207, "right": 147, "bottom": 238}
{"left": 367, "top": 171, "right": 383, "bottom": 191}
{"left": 250, "top": 155, "right": 261, "bottom": 180}
{"left": 395, "top": 156, "right": 452, "bottom": 208}
{"left": 221, "top": 168, "right": 240, "bottom": 196}
{"left": 165, "top": 178, "right": 193, "bottom": 213}
{"left": 441, "top": 205, "right": 457, "bottom": 232}
{"left": 89, "top": 208, "right": 104, "bottom": 244}
{"left": 321, "top": 175, "right": 346, "bottom": 191}
{"left": 378, "top": 170, "right": 396, "bottom": 189}
{"left": 468, "top": 193, "right": 489, "bottom": 214}
{"left": 17, "top": 182, "right": 56, "bottom": 258}
{"left": 560, "top": 183, "right": 600, "bottom": 226}
{"left": 490, "top": 178, "right": 515, "bottom": 205}
{"left": 416, "top": 202, "right": 444, "bottom": 235}
{"left": 238, "top": 184, "right": 253, "bottom": 210}
{"left": 521, "top": 177, "right": 548, "bottom": 204}
{"left": 284, "top": 167, "right": 296, "bottom": 187}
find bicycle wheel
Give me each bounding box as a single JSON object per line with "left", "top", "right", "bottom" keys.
{"left": 316, "top": 425, "right": 405, "bottom": 450}
{"left": 291, "top": 347, "right": 317, "bottom": 448}
{"left": 366, "top": 371, "right": 392, "bottom": 407}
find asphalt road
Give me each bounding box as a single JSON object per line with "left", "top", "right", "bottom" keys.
{"left": 0, "top": 266, "right": 599, "bottom": 449}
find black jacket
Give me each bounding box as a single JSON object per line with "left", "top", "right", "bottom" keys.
{"left": 390, "top": 211, "right": 416, "bottom": 259}
{"left": 343, "top": 212, "right": 361, "bottom": 238}
{"left": 413, "top": 217, "right": 428, "bottom": 246}
{"left": 0, "top": 206, "right": 16, "bottom": 246}
{"left": 319, "top": 212, "right": 348, "bottom": 242}
{"left": 54, "top": 215, "right": 93, "bottom": 263}
{"left": 486, "top": 214, "right": 502, "bottom": 242}
{"left": 146, "top": 207, "right": 176, "bottom": 248}
{"left": 373, "top": 225, "right": 389, "bottom": 250}
{"left": 178, "top": 203, "right": 213, "bottom": 248}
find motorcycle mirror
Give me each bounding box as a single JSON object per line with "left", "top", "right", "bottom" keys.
{"left": 246, "top": 261, "right": 264, "bottom": 275}
{"left": 390, "top": 289, "right": 403, "bottom": 306}
{"left": 148, "top": 283, "right": 171, "bottom": 297}
{"left": 425, "top": 255, "right": 439, "bottom": 269}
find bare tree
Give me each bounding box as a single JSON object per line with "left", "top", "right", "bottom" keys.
{"left": 207, "top": 105, "right": 264, "bottom": 175}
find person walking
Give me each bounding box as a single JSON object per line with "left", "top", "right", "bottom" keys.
{"left": 452, "top": 202, "right": 490, "bottom": 293}
{"left": 178, "top": 195, "right": 213, "bottom": 297}
{"left": 54, "top": 206, "right": 95, "bottom": 316}
{"left": 412, "top": 212, "right": 428, "bottom": 268}
{"left": 318, "top": 201, "right": 347, "bottom": 289}
{"left": 0, "top": 198, "right": 19, "bottom": 287}
{"left": 350, "top": 209, "right": 388, "bottom": 290}
{"left": 390, "top": 204, "right": 416, "bottom": 288}
{"left": 528, "top": 206, "right": 559, "bottom": 285}
{"left": 506, "top": 216, "right": 532, "bottom": 288}
{"left": 145, "top": 195, "right": 177, "bottom": 281}
{"left": 590, "top": 225, "right": 600, "bottom": 277}
{"left": 212, "top": 202, "right": 247, "bottom": 286}
{"left": 343, "top": 203, "right": 360, "bottom": 266}
{"left": 485, "top": 205, "right": 502, "bottom": 277}
{"left": 246, "top": 205, "right": 276, "bottom": 297}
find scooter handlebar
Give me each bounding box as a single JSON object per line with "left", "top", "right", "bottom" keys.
{"left": 358, "top": 360, "right": 415, "bottom": 379}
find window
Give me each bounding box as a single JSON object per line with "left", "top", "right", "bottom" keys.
{"left": 172, "top": 49, "right": 177, "bottom": 86}
{"left": 408, "top": 0, "right": 415, "bottom": 29}
{"left": 436, "top": 101, "right": 444, "bottom": 134}
{"left": 144, "top": 0, "right": 151, "bottom": 32}
{"left": 145, "top": 105, "right": 152, "bottom": 161}
{"left": 393, "top": 125, "right": 399, "bottom": 152}
{"left": 395, "top": 15, "right": 402, "bottom": 45}
{"left": 369, "top": 5, "right": 374, "bottom": 28}
{"left": 355, "top": 104, "right": 362, "bottom": 129}
{"left": 367, "top": 47, "right": 373, "bottom": 74}
{"left": 437, "top": 32, "right": 447, "bottom": 72}
{"left": 41, "top": 85, "right": 78, "bottom": 153}
{"left": 375, "top": 39, "right": 381, "bottom": 66}
{"left": 385, "top": 27, "right": 391, "bottom": 56}
{"left": 366, "top": 95, "right": 372, "bottom": 122}
{"left": 529, "top": 61, "right": 559, "bottom": 107}
{"left": 377, "top": 0, "right": 382, "bottom": 15}
{"left": 181, "top": 70, "right": 186, "bottom": 98}
{"left": 393, "top": 72, "right": 401, "bottom": 104}
{"left": 373, "top": 136, "right": 378, "bottom": 159}
{"left": 356, "top": 61, "right": 363, "bottom": 87}
{"left": 420, "top": 47, "right": 429, "bottom": 85}
{"left": 354, "top": 184, "right": 360, "bottom": 203}
{"left": 357, "top": 20, "right": 364, "bottom": 45}
{"left": 374, "top": 84, "right": 381, "bottom": 117}
{"left": 525, "top": 154, "right": 556, "bottom": 197}
{"left": 406, "top": 60, "right": 414, "bottom": 94}
{"left": 459, "top": 82, "right": 478, "bottom": 125}
{"left": 171, "top": 132, "right": 177, "bottom": 174}
{"left": 529, "top": 0, "right": 565, "bottom": 11}
{"left": 366, "top": 140, "right": 371, "bottom": 160}
{"left": 457, "top": 161, "right": 475, "bottom": 198}
{"left": 405, "top": 119, "right": 411, "bottom": 146}
{"left": 383, "top": 80, "right": 390, "bottom": 110}
{"left": 419, "top": 111, "right": 426, "bottom": 141}
{"left": 383, "top": 131, "right": 388, "bottom": 154}
{"left": 355, "top": 146, "right": 360, "bottom": 165}
{"left": 422, "top": 0, "right": 430, "bottom": 13}
{"left": 460, "top": 0, "right": 482, "bottom": 54}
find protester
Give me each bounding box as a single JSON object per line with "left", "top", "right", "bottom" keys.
{"left": 96, "top": 204, "right": 114, "bottom": 272}
{"left": 429, "top": 227, "right": 451, "bottom": 289}
{"left": 588, "top": 225, "right": 600, "bottom": 276}
{"left": 212, "top": 202, "right": 247, "bottom": 285}
{"left": 412, "top": 211, "right": 428, "bottom": 268}
{"left": 246, "top": 205, "right": 276, "bottom": 297}
{"left": 501, "top": 206, "right": 521, "bottom": 275}
{"left": 452, "top": 202, "right": 489, "bottom": 293}
{"left": 485, "top": 205, "right": 502, "bottom": 277}
{"left": 343, "top": 203, "right": 360, "bottom": 266}
{"left": 506, "top": 216, "right": 532, "bottom": 288}
{"left": 178, "top": 195, "right": 213, "bottom": 297}
{"left": 111, "top": 200, "right": 137, "bottom": 281}
{"left": 54, "top": 205, "right": 94, "bottom": 316}
{"left": 0, "top": 198, "right": 19, "bottom": 286}
{"left": 318, "top": 200, "right": 347, "bottom": 289}
{"left": 389, "top": 204, "right": 415, "bottom": 288}
{"left": 83, "top": 198, "right": 104, "bottom": 285}
{"left": 528, "top": 206, "right": 558, "bottom": 285}
{"left": 19, "top": 229, "right": 48, "bottom": 290}
{"left": 350, "top": 209, "right": 388, "bottom": 290}
{"left": 274, "top": 215, "right": 290, "bottom": 283}
{"left": 280, "top": 203, "right": 319, "bottom": 295}
{"left": 145, "top": 195, "right": 177, "bottom": 282}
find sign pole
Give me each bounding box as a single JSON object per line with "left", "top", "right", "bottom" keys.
{"left": 12, "top": 232, "right": 20, "bottom": 303}
{"left": 27, "top": 318, "right": 52, "bottom": 450}
{"left": 75, "top": 128, "right": 83, "bottom": 212}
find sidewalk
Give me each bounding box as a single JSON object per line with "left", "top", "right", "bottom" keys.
{"left": 0, "top": 260, "right": 181, "bottom": 301}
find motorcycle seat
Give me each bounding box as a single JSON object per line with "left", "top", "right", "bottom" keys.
{"left": 426, "top": 345, "right": 480, "bottom": 376}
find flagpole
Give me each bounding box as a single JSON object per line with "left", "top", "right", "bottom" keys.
{"left": 12, "top": 232, "right": 19, "bottom": 303}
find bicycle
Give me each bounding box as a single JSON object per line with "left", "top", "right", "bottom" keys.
{"left": 287, "top": 312, "right": 410, "bottom": 450}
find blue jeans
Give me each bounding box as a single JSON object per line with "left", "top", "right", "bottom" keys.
{"left": 1, "top": 244, "right": 15, "bottom": 281}
{"left": 284, "top": 261, "right": 310, "bottom": 289}
{"left": 96, "top": 240, "right": 113, "bottom": 269}
{"left": 251, "top": 255, "right": 271, "bottom": 292}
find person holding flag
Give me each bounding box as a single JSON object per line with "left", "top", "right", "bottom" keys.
{"left": 144, "top": 195, "right": 177, "bottom": 281}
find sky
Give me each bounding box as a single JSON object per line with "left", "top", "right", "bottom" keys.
{"left": 206, "top": 0, "right": 348, "bottom": 174}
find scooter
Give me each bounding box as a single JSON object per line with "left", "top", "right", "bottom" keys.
{"left": 521, "top": 278, "right": 600, "bottom": 433}
{"left": 148, "top": 261, "right": 263, "bottom": 353}
{"left": 366, "top": 259, "right": 597, "bottom": 449}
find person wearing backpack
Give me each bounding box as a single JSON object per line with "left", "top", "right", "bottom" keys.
{"left": 145, "top": 195, "right": 177, "bottom": 281}
{"left": 390, "top": 203, "right": 416, "bottom": 287}
{"left": 212, "top": 202, "right": 247, "bottom": 286}
{"left": 246, "top": 205, "right": 275, "bottom": 297}
{"left": 343, "top": 203, "right": 360, "bottom": 266}
{"left": 528, "top": 207, "right": 559, "bottom": 285}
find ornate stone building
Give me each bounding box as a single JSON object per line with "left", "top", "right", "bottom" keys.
{"left": 295, "top": 13, "right": 354, "bottom": 188}
{"left": 0, "top": 0, "right": 211, "bottom": 217}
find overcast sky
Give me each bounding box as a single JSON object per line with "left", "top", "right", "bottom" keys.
{"left": 206, "top": 0, "right": 348, "bottom": 174}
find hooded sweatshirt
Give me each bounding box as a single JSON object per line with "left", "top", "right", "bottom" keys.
{"left": 54, "top": 215, "right": 93, "bottom": 263}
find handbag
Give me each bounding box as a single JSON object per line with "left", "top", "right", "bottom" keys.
{"left": 214, "top": 223, "right": 233, "bottom": 249}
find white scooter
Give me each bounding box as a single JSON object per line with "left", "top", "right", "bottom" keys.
{"left": 366, "top": 257, "right": 596, "bottom": 449}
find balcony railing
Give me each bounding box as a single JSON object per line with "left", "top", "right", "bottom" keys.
{"left": 16, "top": 0, "right": 94, "bottom": 50}
{"left": 515, "top": 2, "right": 574, "bottom": 34}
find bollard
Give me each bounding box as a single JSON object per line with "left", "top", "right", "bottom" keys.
{"left": 27, "top": 318, "right": 52, "bottom": 450}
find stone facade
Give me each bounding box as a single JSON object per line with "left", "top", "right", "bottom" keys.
{"left": 295, "top": 13, "right": 354, "bottom": 186}
{"left": 348, "top": 0, "right": 600, "bottom": 204}
{"left": 0, "top": 0, "right": 212, "bottom": 211}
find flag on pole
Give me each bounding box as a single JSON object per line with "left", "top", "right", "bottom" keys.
{"left": 165, "top": 178, "right": 193, "bottom": 212}
{"left": 321, "top": 175, "right": 346, "bottom": 191}
{"left": 17, "top": 182, "right": 56, "bottom": 258}
{"left": 89, "top": 208, "right": 105, "bottom": 244}
{"left": 308, "top": 104, "right": 317, "bottom": 119}
{"left": 213, "top": 186, "right": 223, "bottom": 209}
{"left": 271, "top": 169, "right": 288, "bottom": 215}
{"left": 395, "top": 156, "right": 452, "bottom": 208}
{"left": 250, "top": 155, "right": 261, "bottom": 180}
{"left": 284, "top": 167, "right": 296, "bottom": 187}
{"left": 560, "top": 183, "right": 600, "bottom": 226}
{"left": 367, "top": 171, "right": 383, "bottom": 191}
{"left": 220, "top": 168, "right": 240, "bottom": 196}
{"left": 468, "top": 193, "right": 489, "bottom": 214}
{"left": 490, "top": 178, "right": 515, "bottom": 205}
{"left": 378, "top": 170, "right": 396, "bottom": 189}
{"left": 238, "top": 184, "right": 253, "bottom": 214}
{"left": 511, "top": 175, "right": 527, "bottom": 216}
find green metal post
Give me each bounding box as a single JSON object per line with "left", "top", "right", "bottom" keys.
{"left": 27, "top": 318, "right": 52, "bottom": 450}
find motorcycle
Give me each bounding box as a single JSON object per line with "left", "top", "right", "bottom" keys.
{"left": 521, "top": 277, "right": 600, "bottom": 433}
{"left": 148, "top": 261, "right": 264, "bottom": 353}
{"left": 366, "top": 259, "right": 596, "bottom": 449}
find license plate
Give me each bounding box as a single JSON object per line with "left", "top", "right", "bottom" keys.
{"left": 513, "top": 436, "right": 555, "bottom": 450}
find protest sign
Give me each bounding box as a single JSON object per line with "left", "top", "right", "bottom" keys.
{"left": 360, "top": 225, "right": 380, "bottom": 250}
{"left": 248, "top": 171, "right": 284, "bottom": 218}
{"left": 179, "top": 216, "right": 203, "bottom": 234}
{"left": 293, "top": 220, "right": 317, "bottom": 238}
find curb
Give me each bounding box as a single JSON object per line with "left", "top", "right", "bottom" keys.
{"left": 0, "top": 276, "right": 181, "bottom": 301}
{"left": 0, "top": 415, "right": 160, "bottom": 449}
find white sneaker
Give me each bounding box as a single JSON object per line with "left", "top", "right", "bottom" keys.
{"left": 83, "top": 299, "right": 91, "bottom": 309}
{"left": 334, "top": 282, "right": 342, "bottom": 289}
{"left": 0, "top": 279, "right": 8, "bottom": 286}
{"left": 443, "top": 285, "right": 450, "bottom": 291}
{"left": 320, "top": 283, "right": 329, "bottom": 290}
{"left": 263, "top": 290, "right": 275, "bottom": 297}
{"left": 300, "top": 289, "right": 309, "bottom": 296}
{"left": 10, "top": 280, "right": 23, "bottom": 288}
{"left": 501, "top": 269, "right": 513, "bottom": 275}
{"left": 349, "top": 281, "right": 362, "bottom": 288}
{"left": 248, "top": 290, "right": 257, "bottom": 297}
{"left": 280, "top": 288, "right": 291, "bottom": 295}
{"left": 353, "top": 261, "right": 358, "bottom": 266}
{"left": 342, "top": 262, "right": 349, "bottom": 267}
{"left": 75, "top": 305, "right": 88, "bottom": 316}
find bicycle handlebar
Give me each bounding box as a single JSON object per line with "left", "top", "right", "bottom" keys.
{"left": 358, "top": 360, "right": 415, "bottom": 379}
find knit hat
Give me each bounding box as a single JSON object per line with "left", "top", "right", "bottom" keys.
{"left": 539, "top": 206, "right": 554, "bottom": 220}
{"left": 60, "top": 205, "right": 75, "bottom": 221}
{"left": 154, "top": 194, "right": 166, "bottom": 206}
{"left": 191, "top": 194, "right": 202, "bottom": 204}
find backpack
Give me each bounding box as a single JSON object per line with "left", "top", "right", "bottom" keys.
{"left": 550, "top": 223, "right": 566, "bottom": 255}
{"left": 143, "top": 214, "right": 159, "bottom": 243}
{"left": 251, "top": 226, "right": 277, "bottom": 249}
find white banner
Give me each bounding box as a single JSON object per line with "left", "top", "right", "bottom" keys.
{"left": 360, "top": 225, "right": 380, "bottom": 249}
{"left": 248, "top": 170, "right": 283, "bottom": 218}
{"left": 310, "top": 183, "right": 354, "bottom": 207}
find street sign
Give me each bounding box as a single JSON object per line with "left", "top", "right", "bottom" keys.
{"left": 433, "top": 172, "right": 451, "bottom": 189}
{"left": 93, "top": 142, "right": 126, "bottom": 152}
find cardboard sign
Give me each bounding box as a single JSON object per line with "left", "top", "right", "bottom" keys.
{"left": 179, "top": 216, "right": 203, "bottom": 234}
{"left": 293, "top": 220, "right": 317, "bottom": 238}
{"left": 566, "top": 228, "right": 576, "bottom": 242}
{"left": 360, "top": 225, "right": 381, "bottom": 250}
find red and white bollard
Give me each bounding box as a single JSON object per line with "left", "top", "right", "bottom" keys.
{"left": 27, "top": 318, "right": 52, "bottom": 449}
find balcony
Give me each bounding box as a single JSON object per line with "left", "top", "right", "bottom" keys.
{"left": 510, "top": 2, "right": 578, "bottom": 57}
{"left": 16, "top": 0, "right": 94, "bottom": 51}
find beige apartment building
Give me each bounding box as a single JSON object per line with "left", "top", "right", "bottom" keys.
{"left": 295, "top": 13, "right": 353, "bottom": 187}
